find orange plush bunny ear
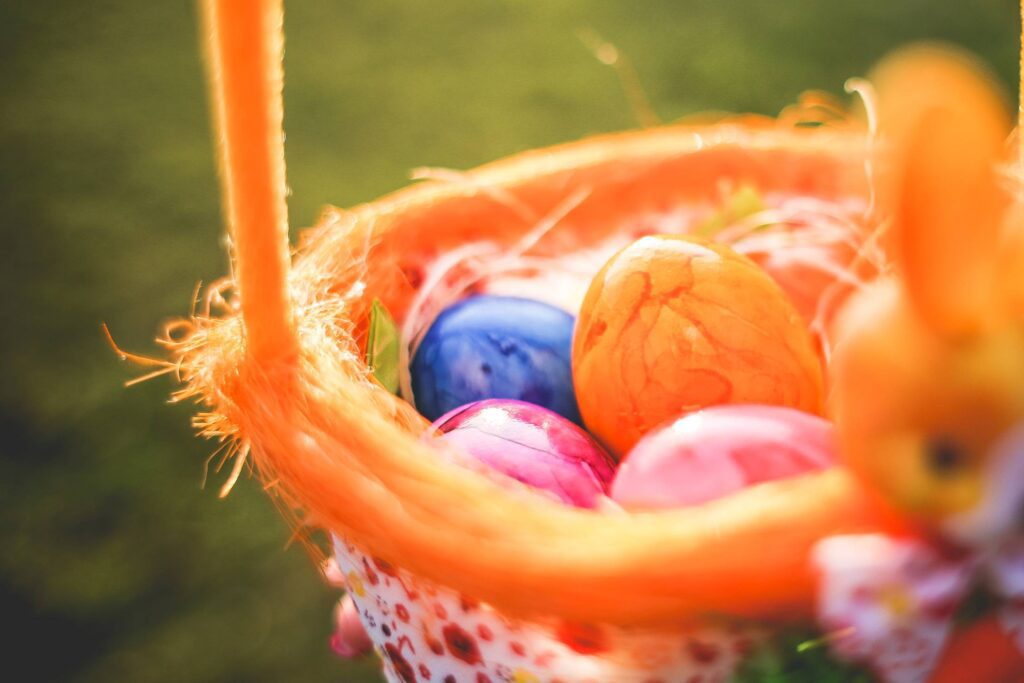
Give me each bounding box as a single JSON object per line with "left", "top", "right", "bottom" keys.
{"left": 873, "top": 45, "right": 1012, "bottom": 336}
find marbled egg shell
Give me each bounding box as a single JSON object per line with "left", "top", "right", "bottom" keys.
{"left": 432, "top": 399, "right": 615, "bottom": 509}
{"left": 573, "top": 235, "right": 824, "bottom": 455}
{"left": 610, "top": 404, "right": 835, "bottom": 509}
{"left": 411, "top": 295, "right": 581, "bottom": 423}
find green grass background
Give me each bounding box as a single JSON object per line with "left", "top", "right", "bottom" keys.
{"left": 0, "top": 1, "right": 1019, "bottom": 681}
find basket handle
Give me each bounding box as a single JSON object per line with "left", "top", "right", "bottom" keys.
{"left": 203, "top": 0, "right": 297, "bottom": 364}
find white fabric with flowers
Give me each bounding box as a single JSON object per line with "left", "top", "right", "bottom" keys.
{"left": 813, "top": 534, "right": 1024, "bottom": 683}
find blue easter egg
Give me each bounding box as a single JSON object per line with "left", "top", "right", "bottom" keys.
{"left": 410, "top": 295, "right": 581, "bottom": 423}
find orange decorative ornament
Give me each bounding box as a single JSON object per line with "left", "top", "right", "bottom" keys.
{"left": 573, "top": 235, "right": 824, "bottom": 455}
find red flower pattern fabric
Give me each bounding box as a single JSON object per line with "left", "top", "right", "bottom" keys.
{"left": 333, "top": 537, "right": 755, "bottom": 682}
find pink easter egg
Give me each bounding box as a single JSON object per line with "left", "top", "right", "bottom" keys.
{"left": 329, "top": 594, "right": 374, "bottom": 659}
{"left": 432, "top": 399, "right": 616, "bottom": 509}
{"left": 610, "top": 404, "right": 835, "bottom": 510}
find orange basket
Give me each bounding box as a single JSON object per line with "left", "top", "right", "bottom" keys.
{"left": 155, "top": 2, "right": 1024, "bottom": 681}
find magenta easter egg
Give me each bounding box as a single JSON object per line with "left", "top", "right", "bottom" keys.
{"left": 432, "top": 399, "right": 616, "bottom": 509}
{"left": 610, "top": 404, "right": 835, "bottom": 510}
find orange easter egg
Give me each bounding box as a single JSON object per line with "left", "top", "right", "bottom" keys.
{"left": 573, "top": 235, "right": 824, "bottom": 455}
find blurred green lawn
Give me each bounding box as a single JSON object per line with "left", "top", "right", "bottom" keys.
{"left": 0, "top": 1, "right": 1018, "bottom": 681}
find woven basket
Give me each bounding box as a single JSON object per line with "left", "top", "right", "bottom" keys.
{"left": 168, "top": 4, "right": 1024, "bottom": 681}
{"left": 176, "top": 117, "right": 889, "bottom": 682}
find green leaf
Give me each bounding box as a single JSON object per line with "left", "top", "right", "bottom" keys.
{"left": 730, "top": 628, "right": 874, "bottom": 683}
{"left": 697, "top": 184, "right": 767, "bottom": 238}
{"left": 366, "top": 298, "right": 401, "bottom": 394}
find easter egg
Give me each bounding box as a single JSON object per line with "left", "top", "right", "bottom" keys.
{"left": 610, "top": 404, "right": 835, "bottom": 510}
{"left": 411, "top": 295, "right": 581, "bottom": 423}
{"left": 329, "top": 594, "right": 373, "bottom": 659}
{"left": 432, "top": 399, "right": 615, "bottom": 508}
{"left": 573, "top": 235, "right": 824, "bottom": 455}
